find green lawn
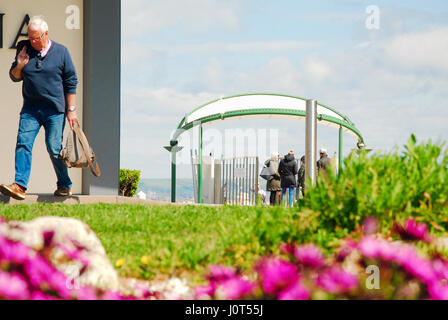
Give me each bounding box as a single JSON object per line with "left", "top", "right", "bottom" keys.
{"left": 0, "top": 203, "right": 328, "bottom": 285}
{"left": 1, "top": 136, "right": 446, "bottom": 287}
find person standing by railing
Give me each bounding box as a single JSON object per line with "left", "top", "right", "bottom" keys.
{"left": 297, "top": 155, "right": 306, "bottom": 199}
{"left": 317, "top": 148, "right": 331, "bottom": 175}
{"left": 264, "top": 152, "right": 281, "bottom": 205}
{"left": 279, "top": 150, "right": 298, "bottom": 207}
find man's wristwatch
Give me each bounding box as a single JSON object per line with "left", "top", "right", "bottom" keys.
{"left": 67, "top": 106, "right": 76, "bottom": 112}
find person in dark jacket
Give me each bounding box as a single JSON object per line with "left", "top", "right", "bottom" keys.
{"left": 296, "top": 155, "right": 305, "bottom": 199}
{"left": 279, "top": 150, "right": 298, "bottom": 207}
{"left": 264, "top": 152, "right": 281, "bottom": 205}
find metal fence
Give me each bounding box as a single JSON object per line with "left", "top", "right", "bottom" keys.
{"left": 191, "top": 154, "right": 260, "bottom": 205}
{"left": 214, "top": 156, "right": 259, "bottom": 205}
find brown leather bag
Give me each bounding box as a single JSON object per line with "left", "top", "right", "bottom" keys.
{"left": 59, "top": 121, "right": 101, "bottom": 177}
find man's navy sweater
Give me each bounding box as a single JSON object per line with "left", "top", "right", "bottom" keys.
{"left": 9, "top": 40, "right": 78, "bottom": 113}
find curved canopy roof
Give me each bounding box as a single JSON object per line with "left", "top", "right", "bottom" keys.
{"left": 170, "top": 93, "right": 364, "bottom": 145}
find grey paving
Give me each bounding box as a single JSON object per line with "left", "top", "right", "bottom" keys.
{"left": 0, "top": 194, "right": 220, "bottom": 206}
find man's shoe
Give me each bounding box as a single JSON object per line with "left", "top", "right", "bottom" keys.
{"left": 54, "top": 187, "right": 72, "bottom": 197}
{"left": 0, "top": 183, "right": 26, "bottom": 200}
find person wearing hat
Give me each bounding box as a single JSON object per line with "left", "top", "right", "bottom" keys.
{"left": 264, "top": 152, "right": 281, "bottom": 205}
{"left": 317, "top": 148, "right": 331, "bottom": 175}
{"left": 279, "top": 149, "right": 298, "bottom": 207}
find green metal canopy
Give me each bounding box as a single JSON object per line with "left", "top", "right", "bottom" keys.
{"left": 166, "top": 93, "right": 365, "bottom": 203}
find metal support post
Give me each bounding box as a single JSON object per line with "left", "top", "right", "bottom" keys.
{"left": 305, "top": 99, "right": 317, "bottom": 186}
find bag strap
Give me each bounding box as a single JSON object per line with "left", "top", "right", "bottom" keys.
{"left": 72, "top": 121, "right": 101, "bottom": 177}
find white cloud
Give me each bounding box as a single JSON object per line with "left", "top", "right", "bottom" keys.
{"left": 226, "top": 41, "right": 319, "bottom": 52}
{"left": 121, "top": 88, "right": 221, "bottom": 178}
{"left": 141, "top": 41, "right": 318, "bottom": 56}
{"left": 301, "top": 56, "right": 332, "bottom": 83}
{"left": 203, "top": 58, "right": 223, "bottom": 88}
{"left": 253, "top": 57, "right": 299, "bottom": 92}
{"left": 355, "top": 41, "right": 371, "bottom": 49}
{"left": 121, "top": 42, "right": 153, "bottom": 66}
{"left": 122, "top": 87, "right": 220, "bottom": 123}
{"left": 122, "top": 0, "right": 240, "bottom": 37}
{"left": 382, "top": 27, "right": 448, "bottom": 73}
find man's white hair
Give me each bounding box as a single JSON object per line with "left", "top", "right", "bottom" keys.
{"left": 28, "top": 16, "right": 49, "bottom": 33}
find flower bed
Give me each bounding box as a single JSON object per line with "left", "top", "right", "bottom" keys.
{"left": 0, "top": 217, "right": 159, "bottom": 300}
{"left": 195, "top": 218, "right": 448, "bottom": 300}
{"left": 1, "top": 214, "right": 448, "bottom": 299}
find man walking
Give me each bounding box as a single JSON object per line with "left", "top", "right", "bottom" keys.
{"left": 0, "top": 16, "right": 78, "bottom": 200}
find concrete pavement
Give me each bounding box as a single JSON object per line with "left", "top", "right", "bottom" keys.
{"left": 0, "top": 194, "right": 220, "bottom": 206}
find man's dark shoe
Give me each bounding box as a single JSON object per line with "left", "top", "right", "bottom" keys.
{"left": 54, "top": 187, "right": 72, "bottom": 197}
{"left": 0, "top": 183, "right": 26, "bottom": 200}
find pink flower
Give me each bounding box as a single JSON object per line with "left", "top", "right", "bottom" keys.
{"left": 195, "top": 284, "right": 216, "bottom": 298}
{"left": 0, "top": 271, "right": 29, "bottom": 300}
{"left": 0, "top": 231, "right": 163, "bottom": 301}
{"left": 358, "top": 236, "right": 400, "bottom": 262}
{"left": 359, "top": 236, "right": 437, "bottom": 284}
{"left": 101, "top": 291, "right": 129, "bottom": 300}
{"left": 65, "top": 235, "right": 88, "bottom": 252}
{"left": 394, "top": 219, "right": 431, "bottom": 242}
{"left": 294, "top": 244, "right": 325, "bottom": 268}
{"left": 401, "top": 253, "right": 437, "bottom": 284}
{"left": 256, "top": 258, "right": 300, "bottom": 297}
{"left": 30, "top": 291, "right": 61, "bottom": 300}
{"left": 433, "top": 259, "right": 448, "bottom": 281}
{"left": 143, "top": 289, "right": 160, "bottom": 300}
{"left": 427, "top": 282, "right": 448, "bottom": 300}
{"left": 358, "top": 236, "right": 383, "bottom": 258}
{"left": 207, "top": 265, "right": 236, "bottom": 283}
{"left": 217, "top": 277, "right": 256, "bottom": 300}
{"left": 279, "top": 243, "right": 296, "bottom": 255}
{"left": 23, "top": 255, "right": 73, "bottom": 299}
{"left": 75, "top": 286, "right": 100, "bottom": 300}
{"left": 57, "top": 243, "right": 90, "bottom": 270}
{"left": 379, "top": 241, "right": 400, "bottom": 261}
{"left": 278, "top": 281, "right": 310, "bottom": 300}
{"left": 363, "top": 217, "right": 378, "bottom": 235}
{"left": 316, "top": 267, "right": 359, "bottom": 294}
{"left": 43, "top": 231, "right": 55, "bottom": 248}
{"left": 391, "top": 244, "right": 416, "bottom": 265}
{"left": 335, "top": 239, "right": 357, "bottom": 262}
{"left": 0, "top": 236, "right": 32, "bottom": 264}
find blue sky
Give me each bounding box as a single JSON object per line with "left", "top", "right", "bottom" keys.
{"left": 121, "top": 0, "right": 448, "bottom": 179}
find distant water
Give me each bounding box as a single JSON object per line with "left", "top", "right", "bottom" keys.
{"left": 138, "top": 178, "right": 271, "bottom": 201}
{"left": 138, "top": 178, "right": 194, "bottom": 201}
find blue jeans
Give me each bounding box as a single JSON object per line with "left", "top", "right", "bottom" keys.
{"left": 14, "top": 106, "right": 72, "bottom": 190}
{"left": 281, "top": 187, "right": 294, "bottom": 207}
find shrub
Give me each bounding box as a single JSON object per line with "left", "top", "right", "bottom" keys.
{"left": 119, "top": 169, "right": 141, "bottom": 197}
{"left": 301, "top": 135, "right": 448, "bottom": 233}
